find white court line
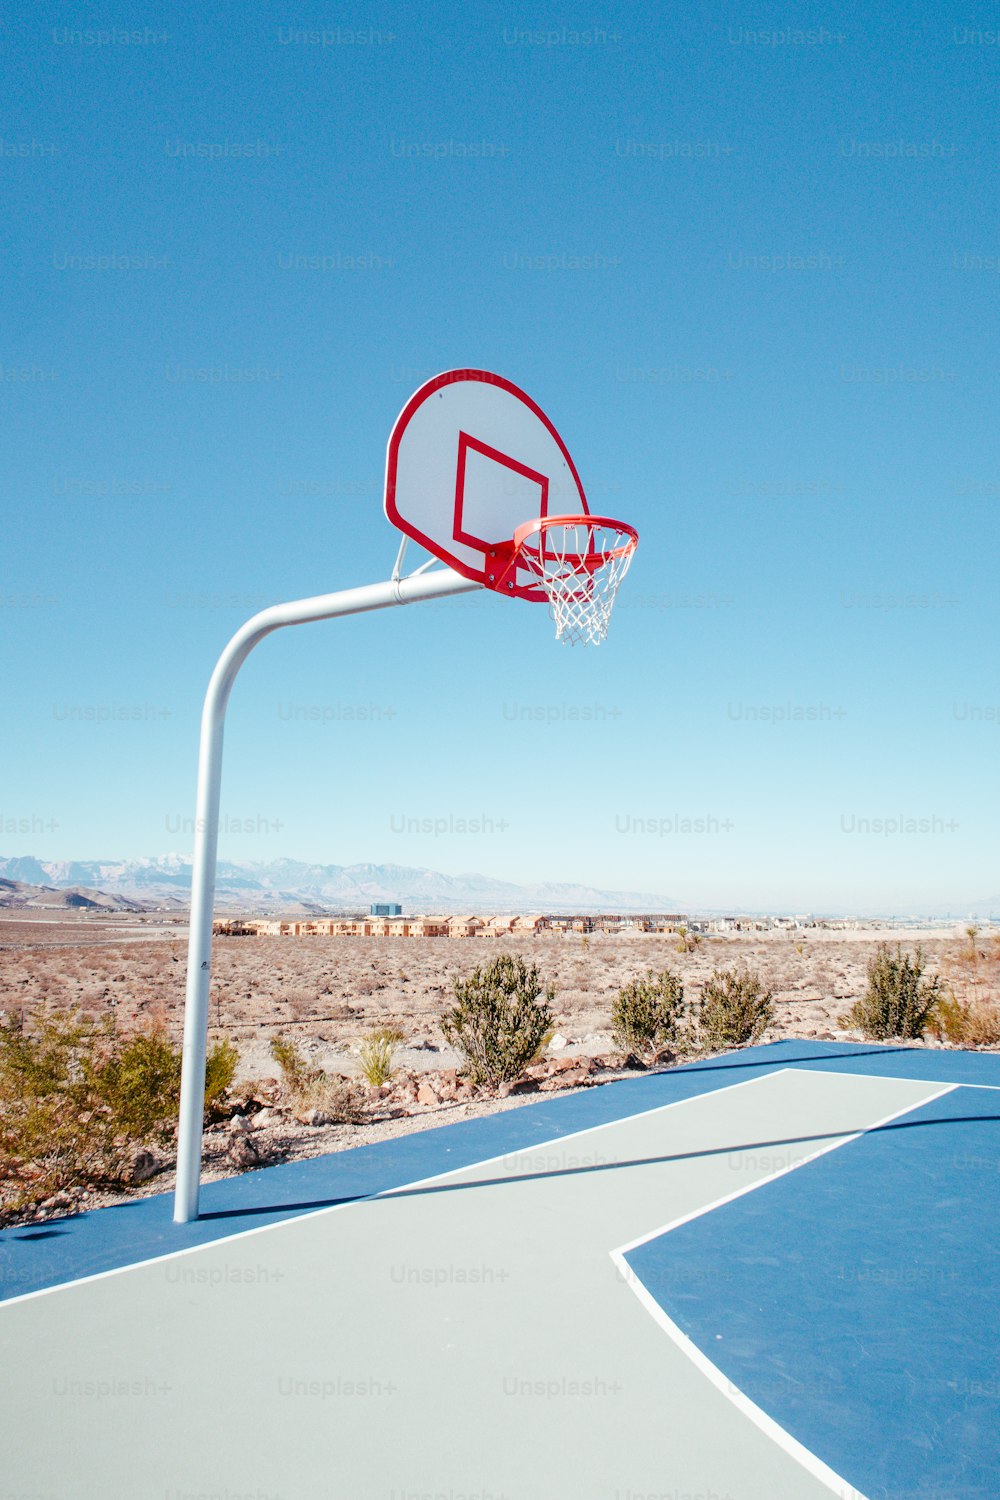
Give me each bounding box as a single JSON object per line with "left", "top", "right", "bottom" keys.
{"left": 788, "top": 1064, "right": 1000, "bottom": 1093}
{"left": 611, "top": 1079, "right": 957, "bottom": 1500}
{"left": 0, "top": 1061, "right": 788, "bottom": 1309}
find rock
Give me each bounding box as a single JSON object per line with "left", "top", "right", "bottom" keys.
{"left": 131, "top": 1150, "right": 160, "bottom": 1185}
{"left": 40, "top": 1191, "right": 75, "bottom": 1212}
{"left": 416, "top": 1080, "right": 439, "bottom": 1107}
{"left": 549, "top": 1033, "right": 569, "bottom": 1051}
{"left": 498, "top": 1077, "right": 540, "bottom": 1098}
{"left": 538, "top": 1059, "right": 598, "bottom": 1092}
{"left": 619, "top": 1052, "right": 649, "bottom": 1071}
{"left": 427, "top": 1068, "right": 460, "bottom": 1103}
{"left": 253, "top": 1108, "right": 275, "bottom": 1127}
{"left": 548, "top": 1055, "right": 596, "bottom": 1075}
{"left": 229, "top": 1113, "right": 250, "bottom": 1134}
{"left": 226, "top": 1133, "right": 262, "bottom": 1169}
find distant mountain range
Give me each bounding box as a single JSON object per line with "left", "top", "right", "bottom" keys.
{"left": 0, "top": 876, "right": 148, "bottom": 913}
{"left": 0, "top": 854, "right": 679, "bottom": 915}
{"left": 1, "top": 855, "right": 993, "bottom": 921}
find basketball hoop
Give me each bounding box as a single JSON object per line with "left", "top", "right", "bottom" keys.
{"left": 506, "top": 514, "right": 638, "bottom": 646}
{"left": 175, "top": 370, "right": 640, "bottom": 1224}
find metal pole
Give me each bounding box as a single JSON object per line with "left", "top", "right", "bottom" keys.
{"left": 173, "top": 566, "right": 480, "bottom": 1223}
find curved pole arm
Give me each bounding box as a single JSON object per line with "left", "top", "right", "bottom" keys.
{"left": 174, "top": 566, "right": 480, "bottom": 1223}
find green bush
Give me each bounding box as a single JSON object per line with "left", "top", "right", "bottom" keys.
{"left": 0, "top": 1006, "right": 241, "bottom": 1221}
{"left": 94, "top": 1028, "right": 181, "bottom": 1144}
{"left": 695, "top": 967, "right": 774, "bottom": 1051}
{"left": 611, "top": 969, "right": 688, "bottom": 1058}
{"left": 270, "top": 1035, "right": 310, "bottom": 1092}
{"left": 97, "top": 1029, "right": 236, "bottom": 1133}
{"left": 0, "top": 1007, "right": 117, "bottom": 1206}
{"left": 204, "top": 1037, "right": 240, "bottom": 1116}
{"left": 440, "top": 954, "right": 555, "bottom": 1089}
{"left": 848, "top": 945, "right": 942, "bottom": 1040}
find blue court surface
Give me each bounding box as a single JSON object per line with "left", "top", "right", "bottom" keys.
{"left": 2, "top": 1040, "right": 998, "bottom": 1500}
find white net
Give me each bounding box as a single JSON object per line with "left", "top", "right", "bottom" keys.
{"left": 516, "top": 518, "right": 637, "bottom": 646}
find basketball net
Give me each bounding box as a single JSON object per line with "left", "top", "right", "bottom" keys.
{"left": 512, "top": 516, "right": 638, "bottom": 646}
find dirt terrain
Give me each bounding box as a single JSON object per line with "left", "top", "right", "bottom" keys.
{"left": 0, "top": 911, "right": 991, "bottom": 1073}
{"left": 2, "top": 912, "right": 995, "bottom": 1220}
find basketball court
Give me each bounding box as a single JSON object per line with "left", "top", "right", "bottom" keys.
{"left": 3, "top": 1039, "right": 998, "bottom": 1499}
{"left": 7, "top": 377, "right": 992, "bottom": 1496}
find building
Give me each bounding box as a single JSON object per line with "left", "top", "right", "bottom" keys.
{"left": 371, "top": 902, "right": 402, "bottom": 917}
{"left": 483, "top": 915, "right": 517, "bottom": 937}
{"left": 710, "top": 916, "right": 768, "bottom": 933}
{"left": 447, "top": 915, "right": 486, "bottom": 938}
{"left": 237, "top": 909, "right": 689, "bottom": 939}
{"left": 513, "top": 914, "right": 551, "bottom": 935}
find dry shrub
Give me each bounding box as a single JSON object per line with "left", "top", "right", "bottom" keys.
{"left": 356, "top": 1025, "right": 404, "bottom": 1086}
{"left": 269, "top": 1035, "right": 364, "bottom": 1122}
{"left": 927, "top": 992, "right": 1000, "bottom": 1048}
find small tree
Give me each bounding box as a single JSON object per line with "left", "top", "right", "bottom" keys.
{"left": 611, "top": 969, "right": 688, "bottom": 1058}
{"left": 695, "top": 967, "right": 774, "bottom": 1051}
{"left": 440, "top": 954, "right": 554, "bottom": 1089}
{"left": 848, "top": 945, "right": 941, "bottom": 1040}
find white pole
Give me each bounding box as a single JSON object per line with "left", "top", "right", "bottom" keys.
{"left": 173, "top": 567, "right": 481, "bottom": 1223}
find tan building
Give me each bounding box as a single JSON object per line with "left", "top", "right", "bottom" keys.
{"left": 447, "top": 915, "right": 486, "bottom": 938}
{"left": 239, "top": 909, "right": 697, "bottom": 939}
{"left": 483, "top": 915, "right": 517, "bottom": 937}
{"left": 512, "top": 914, "right": 550, "bottom": 936}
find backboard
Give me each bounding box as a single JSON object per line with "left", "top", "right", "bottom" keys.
{"left": 385, "top": 369, "right": 590, "bottom": 600}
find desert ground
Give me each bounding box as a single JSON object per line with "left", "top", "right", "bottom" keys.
{"left": 0, "top": 911, "right": 990, "bottom": 1068}
{"left": 1, "top": 911, "right": 996, "bottom": 1220}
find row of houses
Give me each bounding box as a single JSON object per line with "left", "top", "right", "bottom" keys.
{"left": 214, "top": 912, "right": 690, "bottom": 938}
{"left": 212, "top": 912, "right": 869, "bottom": 939}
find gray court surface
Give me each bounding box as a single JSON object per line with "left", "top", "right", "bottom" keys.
{"left": 2, "top": 1067, "right": 944, "bottom": 1500}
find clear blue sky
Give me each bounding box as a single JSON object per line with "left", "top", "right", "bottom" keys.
{"left": 4, "top": 3, "right": 997, "bottom": 915}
